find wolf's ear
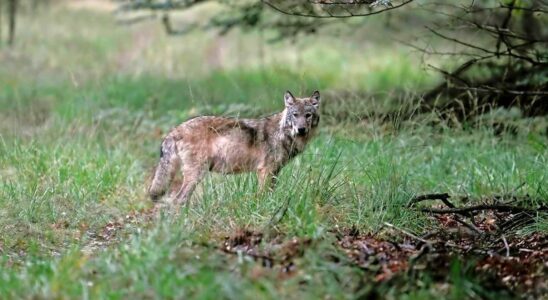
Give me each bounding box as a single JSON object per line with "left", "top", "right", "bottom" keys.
{"left": 284, "top": 90, "right": 296, "bottom": 107}
{"left": 310, "top": 91, "right": 320, "bottom": 108}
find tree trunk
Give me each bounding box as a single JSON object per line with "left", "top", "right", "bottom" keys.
{"left": 0, "top": 0, "right": 3, "bottom": 44}
{"left": 8, "top": 0, "right": 16, "bottom": 46}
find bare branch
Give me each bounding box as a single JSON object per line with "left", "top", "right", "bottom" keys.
{"left": 495, "top": 0, "right": 516, "bottom": 56}
{"left": 383, "top": 222, "right": 433, "bottom": 246}
{"left": 307, "top": 0, "right": 375, "bottom": 4}
{"left": 450, "top": 86, "right": 548, "bottom": 96}
{"left": 427, "top": 27, "right": 493, "bottom": 54}
{"left": 117, "top": 0, "right": 209, "bottom": 12}
{"left": 262, "top": 0, "right": 414, "bottom": 18}
{"left": 420, "top": 205, "right": 546, "bottom": 215}
{"left": 407, "top": 193, "right": 454, "bottom": 208}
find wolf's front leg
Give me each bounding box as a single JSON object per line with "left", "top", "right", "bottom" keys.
{"left": 173, "top": 167, "right": 205, "bottom": 206}
{"left": 257, "top": 168, "right": 279, "bottom": 193}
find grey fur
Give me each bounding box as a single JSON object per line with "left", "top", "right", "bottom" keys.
{"left": 148, "top": 90, "right": 321, "bottom": 205}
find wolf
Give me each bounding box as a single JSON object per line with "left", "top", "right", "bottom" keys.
{"left": 148, "top": 90, "right": 321, "bottom": 205}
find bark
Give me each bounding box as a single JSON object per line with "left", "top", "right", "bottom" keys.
{"left": 8, "top": 0, "right": 16, "bottom": 46}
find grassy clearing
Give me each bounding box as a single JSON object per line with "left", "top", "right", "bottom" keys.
{"left": 1, "top": 3, "right": 547, "bottom": 299}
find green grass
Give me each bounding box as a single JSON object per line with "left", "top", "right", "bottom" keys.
{"left": 0, "top": 4, "right": 547, "bottom": 299}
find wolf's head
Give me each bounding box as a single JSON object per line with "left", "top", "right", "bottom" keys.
{"left": 281, "top": 90, "right": 321, "bottom": 137}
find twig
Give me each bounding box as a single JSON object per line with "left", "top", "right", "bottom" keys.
{"left": 420, "top": 205, "right": 546, "bottom": 215}
{"left": 383, "top": 222, "right": 433, "bottom": 246}
{"left": 450, "top": 86, "right": 548, "bottom": 96}
{"left": 196, "top": 240, "right": 277, "bottom": 266}
{"left": 499, "top": 212, "right": 536, "bottom": 232}
{"left": 117, "top": 0, "right": 208, "bottom": 11}
{"left": 307, "top": 0, "right": 375, "bottom": 4}
{"left": 423, "top": 55, "right": 497, "bottom": 100}
{"left": 407, "top": 193, "right": 454, "bottom": 208}
{"left": 262, "top": 0, "right": 414, "bottom": 18}
{"left": 161, "top": 14, "right": 199, "bottom": 35}
{"left": 501, "top": 235, "right": 510, "bottom": 257}
{"left": 500, "top": 4, "right": 548, "bottom": 13}
{"left": 267, "top": 196, "right": 292, "bottom": 228}
{"left": 495, "top": 0, "right": 516, "bottom": 56}
{"left": 427, "top": 64, "right": 471, "bottom": 87}
{"left": 410, "top": 243, "right": 430, "bottom": 262}
{"left": 510, "top": 182, "right": 527, "bottom": 196}
{"left": 116, "top": 14, "right": 157, "bottom": 25}
{"left": 426, "top": 27, "right": 493, "bottom": 54}
{"left": 220, "top": 246, "right": 276, "bottom": 265}
{"left": 454, "top": 216, "right": 482, "bottom": 235}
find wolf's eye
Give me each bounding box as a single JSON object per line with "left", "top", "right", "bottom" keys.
{"left": 292, "top": 113, "right": 299, "bottom": 117}
{"left": 305, "top": 113, "right": 312, "bottom": 118}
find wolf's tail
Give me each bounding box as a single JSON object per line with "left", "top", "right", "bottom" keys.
{"left": 148, "top": 136, "right": 179, "bottom": 202}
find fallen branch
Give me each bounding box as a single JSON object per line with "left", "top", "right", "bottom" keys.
{"left": 383, "top": 222, "right": 433, "bottom": 247}
{"left": 220, "top": 246, "right": 276, "bottom": 267}
{"left": 420, "top": 204, "right": 546, "bottom": 215}
{"left": 499, "top": 212, "right": 536, "bottom": 231}
{"left": 453, "top": 217, "right": 482, "bottom": 235}
{"left": 407, "top": 193, "right": 454, "bottom": 208}
{"left": 409, "top": 243, "right": 430, "bottom": 262}
{"left": 196, "top": 240, "right": 277, "bottom": 267}
{"left": 501, "top": 235, "right": 510, "bottom": 257}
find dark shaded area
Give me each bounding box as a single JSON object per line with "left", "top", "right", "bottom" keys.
{"left": 337, "top": 225, "right": 546, "bottom": 298}
{"left": 417, "top": 1, "right": 548, "bottom": 119}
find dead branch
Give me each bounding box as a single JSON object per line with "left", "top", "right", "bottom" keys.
{"left": 161, "top": 14, "right": 199, "bottom": 35}
{"left": 307, "top": 0, "right": 375, "bottom": 4}
{"left": 383, "top": 222, "right": 433, "bottom": 246}
{"left": 117, "top": 0, "right": 209, "bottom": 11}
{"left": 423, "top": 54, "right": 497, "bottom": 100}
{"left": 501, "top": 235, "right": 510, "bottom": 257}
{"left": 450, "top": 86, "right": 548, "bottom": 96}
{"left": 196, "top": 240, "right": 277, "bottom": 267}
{"left": 454, "top": 217, "right": 482, "bottom": 235}
{"left": 409, "top": 243, "right": 430, "bottom": 262}
{"left": 407, "top": 193, "right": 454, "bottom": 208}
{"left": 262, "top": 0, "right": 414, "bottom": 18}
{"left": 416, "top": 2, "right": 548, "bottom": 117}
{"left": 420, "top": 204, "right": 546, "bottom": 215}
{"left": 427, "top": 64, "right": 471, "bottom": 87}
{"left": 495, "top": 0, "right": 516, "bottom": 56}
{"left": 426, "top": 27, "right": 493, "bottom": 54}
